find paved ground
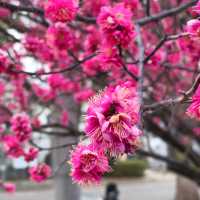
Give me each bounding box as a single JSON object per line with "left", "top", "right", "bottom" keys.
{"left": 0, "top": 176, "right": 176, "bottom": 200}
{"left": 83, "top": 178, "right": 176, "bottom": 200}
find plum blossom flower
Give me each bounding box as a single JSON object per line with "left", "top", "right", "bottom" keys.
{"left": 23, "top": 35, "right": 43, "bottom": 53}
{"left": 24, "top": 147, "right": 39, "bottom": 162}
{"left": 31, "top": 117, "right": 41, "bottom": 129}
{"left": 85, "top": 83, "right": 141, "bottom": 156}
{"left": 0, "top": 51, "right": 10, "bottom": 74}
{"left": 3, "top": 135, "right": 24, "bottom": 158}
{"left": 0, "top": 81, "right": 5, "bottom": 96}
{"left": 186, "top": 19, "right": 200, "bottom": 38}
{"left": 81, "top": 0, "right": 109, "bottom": 17}
{"left": 193, "top": 127, "right": 200, "bottom": 137}
{"left": 29, "top": 164, "right": 52, "bottom": 183}
{"left": 187, "top": 86, "right": 200, "bottom": 120}
{"left": 123, "top": 0, "right": 141, "bottom": 13}
{"left": 97, "top": 3, "right": 136, "bottom": 47}
{"left": 48, "top": 74, "right": 65, "bottom": 89}
{"left": 11, "top": 113, "right": 32, "bottom": 142}
{"left": 2, "top": 182, "right": 16, "bottom": 193}
{"left": 46, "top": 23, "right": 74, "bottom": 50}
{"left": 70, "top": 144, "right": 110, "bottom": 184}
{"left": 193, "top": 0, "right": 200, "bottom": 14}
{"left": 0, "top": 8, "right": 11, "bottom": 18}
{"left": 98, "top": 44, "right": 122, "bottom": 69}
{"left": 60, "top": 111, "right": 69, "bottom": 126}
{"left": 45, "top": 0, "right": 78, "bottom": 23}
{"left": 32, "top": 83, "right": 55, "bottom": 102}
{"left": 74, "top": 88, "right": 94, "bottom": 103}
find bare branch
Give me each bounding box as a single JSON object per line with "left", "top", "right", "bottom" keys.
{"left": 143, "top": 74, "right": 200, "bottom": 113}
{"left": 136, "top": 0, "right": 198, "bottom": 26}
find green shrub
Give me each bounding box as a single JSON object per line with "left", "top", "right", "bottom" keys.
{"left": 105, "top": 159, "right": 148, "bottom": 178}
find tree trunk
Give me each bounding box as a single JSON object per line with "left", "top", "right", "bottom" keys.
{"left": 175, "top": 176, "right": 199, "bottom": 200}
{"left": 53, "top": 136, "right": 80, "bottom": 200}
{"left": 52, "top": 97, "right": 81, "bottom": 200}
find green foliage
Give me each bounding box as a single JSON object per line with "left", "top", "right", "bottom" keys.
{"left": 105, "top": 159, "right": 148, "bottom": 178}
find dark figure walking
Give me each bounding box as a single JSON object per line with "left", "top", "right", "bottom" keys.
{"left": 104, "top": 183, "right": 119, "bottom": 200}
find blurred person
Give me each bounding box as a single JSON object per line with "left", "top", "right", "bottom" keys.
{"left": 104, "top": 183, "right": 119, "bottom": 200}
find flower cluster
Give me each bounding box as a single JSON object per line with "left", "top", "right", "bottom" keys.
{"left": 70, "top": 144, "right": 110, "bottom": 185}
{"left": 11, "top": 113, "right": 32, "bottom": 142}
{"left": 2, "top": 113, "right": 39, "bottom": 173}
{"left": 45, "top": 0, "right": 78, "bottom": 23}
{"left": 186, "top": 19, "right": 200, "bottom": 38}
{"left": 0, "top": 51, "right": 10, "bottom": 74}
{"left": 97, "top": 3, "right": 136, "bottom": 48}
{"left": 46, "top": 22, "right": 75, "bottom": 50}
{"left": 193, "top": 0, "right": 200, "bottom": 14}
{"left": 70, "top": 83, "right": 141, "bottom": 184}
{"left": 29, "top": 164, "right": 52, "bottom": 183}
{"left": 3, "top": 135, "right": 24, "bottom": 158}
{"left": 81, "top": 0, "right": 109, "bottom": 17}
{"left": 24, "top": 147, "right": 39, "bottom": 162}
{"left": 85, "top": 83, "right": 141, "bottom": 155}
{"left": 187, "top": 86, "right": 200, "bottom": 120}
{"left": 0, "top": 8, "right": 10, "bottom": 18}
{"left": 0, "top": 181, "right": 16, "bottom": 193}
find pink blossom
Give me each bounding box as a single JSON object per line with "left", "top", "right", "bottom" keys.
{"left": 187, "top": 86, "right": 200, "bottom": 120}
{"left": 32, "top": 84, "right": 55, "bottom": 102}
{"left": 11, "top": 113, "right": 32, "bottom": 142}
{"left": 150, "top": 0, "right": 161, "bottom": 14}
{"left": 0, "top": 81, "right": 5, "bottom": 96}
{"left": 85, "top": 83, "right": 141, "bottom": 155}
{"left": 0, "top": 51, "right": 9, "bottom": 73}
{"left": 3, "top": 135, "right": 24, "bottom": 158}
{"left": 82, "top": 57, "right": 103, "bottom": 76}
{"left": 81, "top": 0, "right": 109, "bottom": 17}
{"left": 97, "top": 3, "right": 136, "bottom": 47}
{"left": 123, "top": 0, "right": 141, "bottom": 13}
{"left": 193, "top": 0, "right": 200, "bottom": 14}
{"left": 45, "top": 0, "right": 78, "bottom": 23}
{"left": 193, "top": 127, "right": 200, "bottom": 137}
{"left": 48, "top": 74, "right": 65, "bottom": 89}
{"left": 23, "top": 35, "right": 43, "bottom": 53}
{"left": 46, "top": 23, "right": 74, "bottom": 50}
{"left": 29, "top": 164, "right": 52, "bottom": 183}
{"left": 98, "top": 44, "right": 122, "bottom": 69}
{"left": 24, "top": 35, "right": 55, "bottom": 62}
{"left": 59, "top": 78, "right": 79, "bottom": 92}
{"left": 186, "top": 19, "right": 200, "bottom": 37}
{"left": 84, "top": 26, "right": 101, "bottom": 54}
{"left": 70, "top": 144, "right": 110, "bottom": 185}
{"left": 2, "top": 182, "right": 16, "bottom": 193}
{"left": 60, "top": 111, "right": 69, "bottom": 126}
{"left": 74, "top": 88, "right": 94, "bottom": 103}
{"left": 24, "top": 147, "right": 39, "bottom": 162}
{"left": 13, "top": 78, "right": 28, "bottom": 110}
{"left": 0, "top": 8, "right": 11, "bottom": 18}
{"left": 31, "top": 117, "right": 41, "bottom": 128}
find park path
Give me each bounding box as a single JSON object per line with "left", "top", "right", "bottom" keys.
{"left": 0, "top": 176, "right": 176, "bottom": 200}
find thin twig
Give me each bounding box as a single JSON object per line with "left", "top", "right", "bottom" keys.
{"left": 10, "top": 53, "right": 97, "bottom": 76}
{"left": 143, "top": 74, "right": 200, "bottom": 113}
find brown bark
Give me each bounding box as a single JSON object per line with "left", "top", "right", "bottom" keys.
{"left": 175, "top": 176, "right": 199, "bottom": 200}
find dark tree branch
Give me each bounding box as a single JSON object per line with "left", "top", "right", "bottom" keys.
{"left": 137, "top": 149, "right": 200, "bottom": 184}
{"left": 145, "top": 118, "right": 200, "bottom": 166}
{"left": 0, "top": 0, "right": 197, "bottom": 26}
{"left": 30, "top": 140, "right": 77, "bottom": 151}
{"left": 10, "top": 53, "right": 97, "bottom": 76}
{"left": 143, "top": 74, "right": 200, "bottom": 113}
{"left": 136, "top": 0, "right": 198, "bottom": 26}
{"left": 0, "top": 2, "right": 43, "bottom": 15}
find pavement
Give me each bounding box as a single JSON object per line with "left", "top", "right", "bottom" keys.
{"left": 0, "top": 171, "right": 176, "bottom": 200}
